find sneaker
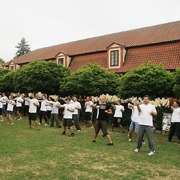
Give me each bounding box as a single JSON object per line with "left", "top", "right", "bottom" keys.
{"left": 62, "top": 131, "right": 66, "bottom": 135}
{"left": 39, "top": 123, "right": 41, "bottom": 125}
{"left": 134, "top": 148, "right": 139, "bottom": 153}
{"left": 142, "top": 141, "right": 146, "bottom": 145}
{"left": 77, "top": 130, "right": 81, "bottom": 132}
{"left": 11, "top": 123, "right": 14, "bottom": 125}
{"left": 90, "top": 126, "right": 93, "bottom": 128}
{"left": 0, "top": 120, "right": 4, "bottom": 122}
{"left": 107, "top": 143, "right": 113, "bottom": 146}
{"left": 128, "top": 138, "right": 132, "bottom": 142}
{"left": 44, "top": 123, "right": 48, "bottom": 126}
{"left": 148, "top": 151, "right": 156, "bottom": 156}
{"left": 93, "top": 140, "right": 96, "bottom": 143}
{"left": 18, "top": 117, "right": 22, "bottom": 121}
{"left": 36, "top": 128, "right": 40, "bottom": 131}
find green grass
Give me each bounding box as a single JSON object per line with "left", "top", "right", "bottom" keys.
{"left": 0, "top": 117, "right": 180, "bottom": 180}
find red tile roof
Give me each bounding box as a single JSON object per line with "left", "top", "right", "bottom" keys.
{"left": 12, "top": 20, "right": 180, "bottom": 65}
{"left": 120, "top": 42, "right": 180, "bottom": 72}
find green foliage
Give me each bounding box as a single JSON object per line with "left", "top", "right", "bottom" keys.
{"left": 0, "top": 71, "right": 16, "bottom": 92}
{"left": 60, "top": 63, "right": 120, "bottom": 96}
{"left": 13, "top": 60, "right": 70, "bottom": 94}
{"left": 117, "top": 63, "right": 174, "bottom": 99}
{"left": 0, "top": 58, "right": 5, "bottom": 64}
{"left": 173, "top": 68, "right": 180, "bottom": 98}
{"left": 14, "top": 37, "right": 31, "bottom": 58}
{"left": 0, "top": 68, "right": 9, "bottom": 77}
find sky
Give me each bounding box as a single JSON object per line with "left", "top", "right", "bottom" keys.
{"left": 0, "top": 0, "right": 180, "bottom": 62}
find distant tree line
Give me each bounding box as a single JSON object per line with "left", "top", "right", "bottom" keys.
{"left": 0, "top": 61, "right": 179, "bottom": 99}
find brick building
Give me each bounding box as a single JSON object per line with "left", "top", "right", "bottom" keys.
{"left": 2, "top": 20, "right": 180, "bottom": 73}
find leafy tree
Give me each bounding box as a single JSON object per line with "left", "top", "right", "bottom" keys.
{"left": 14, "top": 37, "right": 31, "bottom": 58}
{"left": 117, "top": 63, "right": 174, "bottom": 99}
{"left": 0, "top": 71, "right": 16, "bottom": 93}
{"left": 173, "top": 68, "right": 180, "bottom": 98}
{"left": 0, "top": 68, "right": 9, "bottom": 77}
{"left": 13, "top": 60, "right": 70, "bottom": 94}
{"left": 0, "top": 58, "right": 5, "bottom": 64}
{"left": 60, "top": 63, "right": 120, "bottom": 96}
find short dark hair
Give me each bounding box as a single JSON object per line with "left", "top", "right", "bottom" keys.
{"left": 143, "top": 95, "right": 150, "bottom": 99}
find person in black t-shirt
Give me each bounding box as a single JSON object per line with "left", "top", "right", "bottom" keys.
{"left": 93, "top": 96, "right": 113, "bottom": 145}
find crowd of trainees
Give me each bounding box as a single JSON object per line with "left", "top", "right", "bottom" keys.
{"left": 0, "top": 93, "right": 180, "bottom": 156}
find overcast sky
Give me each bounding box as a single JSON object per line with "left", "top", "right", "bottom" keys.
{"left": 0, "top": 0, "right": 179, "bottom": 61}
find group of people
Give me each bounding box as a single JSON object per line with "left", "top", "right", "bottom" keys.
{"left": 0, "top": 92, "right": 180, "bottom": 156}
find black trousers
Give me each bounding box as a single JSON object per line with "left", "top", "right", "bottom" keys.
{"left": 39, "top": 111, "right": 48, "bottom": 124}
{"left": 168, "top": 122, "right": 180, "bottom": 141}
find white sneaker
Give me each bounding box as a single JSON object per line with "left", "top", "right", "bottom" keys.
{"left": 11, "top": 123, "right": 14, "bottom": 125}
{"left": 0, "top": 120, "right": 4, "bottom": 122}
{"left": 148, "top": 151, "right": 156, "bottom": 156}
{"left": 134, "top": 148, "right": 139, "bottom": 153}
{"left": 44, "top": 123, "right": 48, "bottom": 126}
{"left": 142, "top": 141, "right": 146, "bottom": 145}
{"left": 18, "top": 117, "right": 22, "bottom": 121}
{"left": 128, "top": 138, "right": 132, "bottom": 142}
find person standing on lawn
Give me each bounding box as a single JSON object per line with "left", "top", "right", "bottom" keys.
{"left": 6, "top": 95, "right": 16, "bottom": 125}
{"left": 61, "top": 97, "right": 75, "bottom": 136}
{"left": 84, "top": 96, "right": 94, "bottom": 128}
{"left": 39, "top": 95, "right": 49, "bottom": 126}
{"left": 134, "top": 95, "right": 157, "bottom": 156}
{"left": 72, "top": 96, "right": 81, "bottom": 131}
{"left": 93, "top": 95, "right": 113, "bottom": 145}
{"left": 111, "top": 100, "right": 125, "bottom": 133}
{"left": 0, "top": 94, "right": 5, "bottom": 122}
{"left": 14, "top": 92, "right": 24, "bottom": 120}
{"left": 168, "top": 101, "right": 180, "bottom": 142}
{"left": 27, "top": 93, "right": 40, "bottom": 130}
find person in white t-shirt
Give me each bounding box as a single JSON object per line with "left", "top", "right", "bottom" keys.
{"left": 111, "top": 100, "right": 125, "bottom": 133}
{"left": 168, "top": 101, "right": 180, "bottom": 142}
{"left": 0, "top": 94, "right": 5, "bottom": 122}
{"left": 26, "top": 93, "right": 40, "bottom": 130}
{"left": 72, "top": 96, "right": 81, "bottom": 131}
{"left": 39, "top": 95, "right": 49, "bottom": 126}
{"left": 84, "top": 96, "right": 94, "bottom": 128}
{"left": 46, "top": 97, "right": 53, "bottom": 121}
{"left": 6, "top": 95, "right": 15, "bottom": 125}
{"left": 128, "top": 100, "right": 141, "bottom": 141}
{"left": 61, "top": 97, "right": 75, "bottom": 136}
{"left": 134, "top": 95, "right": 157, "bottom": 156}
{"left": 14, "top": 92, "right": 24, "bottom": 120}
{"left": 49, "top": 97, "right": 61, "bottom": 128}
{"left": 2, "top": 93, "right": 8, "bottom": 116}
{"left": 23, "top": 94, "right": 30, "bottom": 117}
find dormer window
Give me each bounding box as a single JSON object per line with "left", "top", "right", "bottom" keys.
{"left": 57, "top": 58, "right": 64, "bottom": 65}
{"left": 107, "top": 42, "right": 126, "bottom": 69}
{"left": 110, "top": 50, "right": 119, "bottom": 66}
{"left": 56, "top": 52, "right": 71, "bottom": 67}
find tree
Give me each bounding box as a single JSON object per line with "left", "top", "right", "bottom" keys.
{"left": 60, "top": 63, "right": 120, "bottom": 96}
{"left": 0, "top": 68, "right": 9, "bottom": 77}
{"left": 173, "top": 68, "right": 180, "bottom": 98}
{"left": 117, "top": 63, "right": 174, "bottom": 99}
{"left": 14, "top": 37, "right": 31, "bottom": 58}
{"left": 0, "top": 58, "right": 5, "bottom": 64}
{"left": 13, "top": 60, "right": 70, "bottom": 94}
{"left": 0, "top": 71, "right": 16, "bottom": 93}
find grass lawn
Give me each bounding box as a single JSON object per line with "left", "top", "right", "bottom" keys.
{"left": 0, "top": 117, "right": 180, "bottom": 180}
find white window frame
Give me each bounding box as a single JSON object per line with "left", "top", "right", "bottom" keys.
{"left": 108, "top": 48, "right": 121, "bottom": 69}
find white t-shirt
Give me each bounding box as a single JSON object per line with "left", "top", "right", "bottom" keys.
{"left": 138, "top": 104, "right": 157, "bottom": 126}
{"left": 46, "top": 101, "right": 52, "bottom": 111}
{"left": 72, "top": 101, "right": 81, "bottom": 115}
{"left": 16, "top": 96, "right": 24, "bottom": 107}
{"left": 29, "top": 98, "right": 39, "bottom": 113}
{"left": 7, "top": 100, "right": 15, "bottom": 111}
{"left": 2, "top": 96, "right": 8, "bottom": 105}
{"left": 130, "top": 106, "right": 140, "bottom": 123}
{"left": 114, "top": 105, "right": 124, "bottom": 118}
{"left": 40, "top": 100, "right": 48, "bottom": 111}
{"left": 51, "top": 101, "right": 60, "bottom": 114}
{"left": 0, "top": 97, "right": 4, "bottom": 108}
{"left": 85, "top": 101, "right": 93, "bottom": 113}
{"left": 171, "top": 107, "right": 180, "bottom": 123}
{"left": 62, "top": 104, "right": 74, "bottom": 119}
{"left": 25, "top": 98, "right": 30, "bottom": 106}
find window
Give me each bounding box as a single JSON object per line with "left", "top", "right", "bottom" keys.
{"left": 10, "top": 66, "right": 14, "bottom": 70}
{"left": 110, "top": 50, "right": 119, "bottom": 66}
{"left": 57, "top": 58, "right": 64, "bottom": 65}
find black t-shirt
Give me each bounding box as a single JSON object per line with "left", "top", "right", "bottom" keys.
{"left": 97, "top": 103, "right": 111, "bottom": 121}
